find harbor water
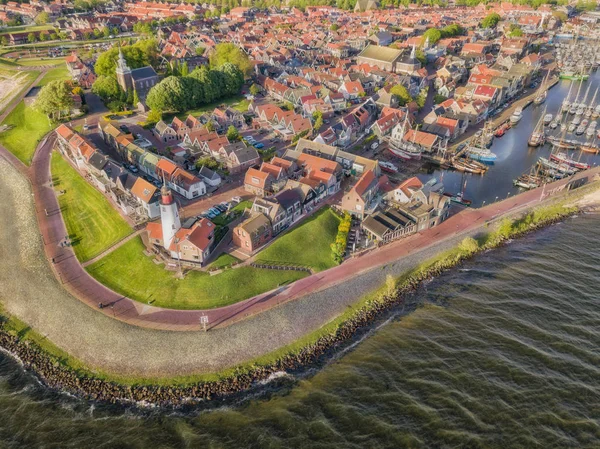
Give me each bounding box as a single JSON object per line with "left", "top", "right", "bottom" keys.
{"left": 0, "top": 213, "right": 599, "bottom": 448}
{"left": 422, "top": 69, "right": 600, "bottom": 206}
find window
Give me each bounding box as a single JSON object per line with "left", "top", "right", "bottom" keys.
{"left": 245, "top": 241, "right": 249, "bottom": 247}
{"left": 356, "top": 204, "right": 362, "bottom": 211}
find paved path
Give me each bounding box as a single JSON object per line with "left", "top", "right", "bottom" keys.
{"left": 5, "top": 130, "right": 597, "bottom": 333}
{"left": 81, "top": 229, "right": 144, "bottom": 268}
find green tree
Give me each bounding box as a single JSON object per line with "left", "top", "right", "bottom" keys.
{"left": 91, "top": 75, "right": 121, "bottom": 101}
{"left": 415, "top": 48, "right": 426, "bottom": 66}
{"left": 94, "top": 39, "right": 158, "bottom": 77}
{"left": 133, "top": 90, "right": 140, "bottom": 106}
{"left": 27, "top": 33, "right": 37, "bottom": 43}
{"left": 50, "top": 33, "right": 58, "bottom": 41}
{"left": 249, "top": 83, "right": 260, "bottom": 96}
{"left": 209, "top": 42, "right": 252, "bottom": 76}
{"left": 312, "top": 110, "right": 323, "bottom": 131}
{"left": 390, "top": 84, "right": 412, "bottom": 106}
{"left": 508, "top": 24, "right": 523, "bottom": 37}
{"left": 102, "top": 26, "right": 111, "bottom": 38}
{"left": 34, "top": 12, "right": 49, "bottom": 25}
{"left": 34, "top": 80, "right": 73, "bottom": 120}
{"left": 330, "top": 23, "right": 340, "bottom": 31}
{"left": 219, "top": 62, "right": 244, "bottom": 96}
{"left": 206, "top": 121, "right": 215, "bottom": 132}
{"left": 422, "top": 28, "right": 442, "bottom": 46}
{"left": 147, "top": 109, "right": 162, "bottom": 124}
{"left": 0, "top": 36, "right": 8, "bottom": 46}
{"left": 145, "top": 76, "right": 190, "bottom": 112}
{"left": 226, "top": 125, "right": 240, "bottom": 141}
{"left": 195, "top": 156, "right": 220, "bottom": 170}
{"left": 481, "top": 12, "right": 501, "bottom": 29}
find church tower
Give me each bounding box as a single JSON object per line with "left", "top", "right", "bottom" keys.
{"left": 410, "top": 44, "right": 416, "bottom": 60}
{"left": 159, "top": 183, "right": 181, "bottom": 251}
{"left": 115, "top": 46, "right": 133, "bottom": 93}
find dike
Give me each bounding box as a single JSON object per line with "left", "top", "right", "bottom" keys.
{"left": 0, "top": 200, "right": 584, "bottom": 408}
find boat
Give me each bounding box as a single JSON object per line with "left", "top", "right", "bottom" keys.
{"left": 388, "top": 114, "right": 422, "bottom": 160}
{"left": 538, "top": 157, "right": 577, "bottom": 175}
{"left": 576, "top": 106, "right": 585, "bottom": 116}
{"left": 444, "top": 191, "right": 472, "bottom": 206}
{"left": 466, "top": 146, "right": 497, "bottom": 163}
{"left": 451, "top": 158, "right": 487, "bottom": 174}
{"left": 510, "top": 106, "right": 523, "bottom": 124}
{"left": 513, "top": 174, "right": 540, "bottom": 190}
{"left": 379, "top": 161, "right": 399, "bottom": 173}
{"left": 550, "top": 152, "right": 590, "bottom": 170}
{"left": 494, "top": 126, "right": 506, "bottom": 137}
{"left": 579, "top": 138, "right": 599, "bottom": 154}
{"left": 573, "top": 115, "right": 582, "bottom": 125}
{"left": 528, "top": 111, "right": 546, "bottom": 147}
{"left": 568, "top": 123, "right": 576, "bottom": 133}
{"left": 534, "top": 72, "right": 550, "bottom": 105}
{"left": 543, "top": 113, "right": 553, "bottom": 125}
{"left": 550, "top": 121, "right": 559, "bottom": 130}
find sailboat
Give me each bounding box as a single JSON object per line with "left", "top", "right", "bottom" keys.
{"left": 561, "top": 81, "right": 574, "bottom": 112}
{"left": 528, "top": 108, "right": 546, "bottom": 147}
{"left": 443, "top": 174, "right": 472, "bottom": 206}
{"left": 534, "top": 72, "right": 550, "bottom": 105}
{"left": 388, "top": 114, "right": 422, "bottom": 160}
{"left": 579, "top": 136, "right": 599, "bottom": 154}
{"left": 465, "top": 122, "right": 497, "bottom": 163}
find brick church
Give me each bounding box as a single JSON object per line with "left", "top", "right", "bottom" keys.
{"left": 115, "top": 46, "right": 159, "bottom": 111}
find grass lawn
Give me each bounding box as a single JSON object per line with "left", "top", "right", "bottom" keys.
{"left": 51, "top": 152, "right": 133, "bottom": 262}
{"left": 0, "top": 101, "right": 53, "bottom": 165}
{"left": 207, "top": 253, "right": 240, "bottom": 270}
{"left": 255, "top": 207, "right": 341, "bottom": 272}
{"left": 86, "top": 237, "right": 306, "bottom": 310}
{"left": 38, "top": 64, "right": 68, "bottom": 85}
{"left": 0, "top": 25, "right": 55, "bottom": 36}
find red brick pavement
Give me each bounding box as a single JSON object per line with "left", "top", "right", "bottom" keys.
{"left": 1, "top": 133, "right": 597, "bottom": 332}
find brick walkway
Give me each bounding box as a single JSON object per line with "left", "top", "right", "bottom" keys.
{"left": 1, "top": 115, "right": 597, "bottom": 332}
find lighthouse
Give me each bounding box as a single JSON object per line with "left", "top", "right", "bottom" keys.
{"left": 159, "top": 182, "right": 181, "bottom": 251}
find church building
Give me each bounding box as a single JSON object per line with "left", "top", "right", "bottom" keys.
{"left": 115, "top": 47, "right": 159, "bottom": 110}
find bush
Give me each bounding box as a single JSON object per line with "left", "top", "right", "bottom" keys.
{"left": 330, "top": 212, "right": 352, "bottom": 264}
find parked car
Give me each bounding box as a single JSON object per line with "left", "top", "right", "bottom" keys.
{"left": 254, "top": 142, "right": 264, "bottom": 149}
{"left": 371, "top": 141, "right": 379, "bottom": 150}
{"left": 119, "top": 125, "right": 130, "bottom": 134}
{"left": 209, "top": 207, "right": 221, "bottom": 215}
{"left": 128, "top": 164, "right": 139, "bottom": 173}
{"left": 215, "top": 204, "right": 227, "bottom": 212}
{"left": 231, "top": 196, "right": 241, "bottom": 204}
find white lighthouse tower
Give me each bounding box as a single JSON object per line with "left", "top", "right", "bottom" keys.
{"left": 159, "top": 183, "right": 181, "bottom": 251}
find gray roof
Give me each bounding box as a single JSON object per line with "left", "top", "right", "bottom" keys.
{"left": 131, "top": 66, "right": 158, "bottom": 81}
{"left": 198, "top": 165, "right": 221, "bottom": 181}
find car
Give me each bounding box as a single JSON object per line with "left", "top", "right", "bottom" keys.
{"left": 119, "top": 125, "right": 130, "bottom": 133}
{"left": 209, "top": 207, "right": 221, "bottom": 215}
{"left": 220, "top": 201, "right": 230, "bottom": 209}
{"left": 231, "top": 196, "right": 242, "bottom": 204}
{"left": 83, "top": 123, "right": 90, "bottom": 131}
{"left": 254, "top": 143, "right": 264, "bottom": 149}
{"left": 128, "top": 165, "right": 139, "bottom": 173}
{"left": 208, "top": 211, "right": 217, "bottom": 219}
{"left": 371, "top": 141, "right": 379, "bottom": 150}
{"left": 216, "top": 204, "right": 227, "bottom": 212}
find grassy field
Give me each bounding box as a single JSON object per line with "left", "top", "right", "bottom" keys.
{"left": 86, "top": 237, "right": 306, "bottom": 310}
{"left": 207, "top": 253, "right": 240, "bottom": 270}
{"left": 51, "top": 152, "right": 133, "bottom": 262}
{"left": 38, "top": 64, "right": 68, "bottom": 85}
{"left": 0, "top": 25, "right": 55, "bottom": 36}
{"left": 255, "top": 207, "right": 341, "bottom": 272}
{"left": 14, "top": 57, "right": 64, "bottom": 67}
{"left": 0, "top": 69, "right": 39, "bottom": 115}
{"left": 0, "top": 101, "right": 52, "bottom": 164}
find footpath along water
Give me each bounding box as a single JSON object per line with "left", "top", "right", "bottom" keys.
{"left": 423, "top": 69, "right": 600, "bottom": 206}
{"left": 0, "top": 213, "right": 599, "bottom": 448}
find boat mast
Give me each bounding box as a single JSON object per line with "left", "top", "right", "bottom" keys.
{"left": 574, "top": 79, "right": 583, "bottom": 106}
{"left": 589, "top": 87, "right": 599, "bottom": 110}
{"left": 582, "top": 83, "right": 592, "bottom": 107}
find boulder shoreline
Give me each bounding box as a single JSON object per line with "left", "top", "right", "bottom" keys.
{"left": 0, "top": 206, "right": 581, "bottom": 408}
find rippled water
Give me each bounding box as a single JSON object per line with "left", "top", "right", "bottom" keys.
{"left": 1, "top": 215, "right": 599, "bottom": 448}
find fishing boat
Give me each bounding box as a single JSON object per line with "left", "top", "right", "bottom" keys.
{"left": 561, "top": 82, "right": 574, "bottom": 112}
{"left": 579, "top": 138, "right": 599, "bottom": 154}
{"left": 543, "top": 113, "right": 553, "bottom": 125}
{"left": 573, "top": 115, "right": 582, "bottom": 126}
{"left": 451, "top": 158, "right": 487, "bottom": 174}
{"left": 379, "top": 161, "right": 399, "bottom": 173}
{"left": 443, "top": 175, "right": 472, "bottom": 206}
{"left": 388, "top": 114, "right": 422, "bottom": 160}
{"left": 510, "top": 106, "right": 523, "bottom": 124}
{"left": 550, "top": 152, "right": 590, "bottom": 170}
{"left": 466, "top": 146, "right": 497, "bottom": 163}
{"left": 528, "top": 111, "right": 545, "bottom": 147}
{"left": 513, "top": 174, "right": 540, "bottom": 190}
{"left": 538, "top": 157, "right": 577, "bottom": 175}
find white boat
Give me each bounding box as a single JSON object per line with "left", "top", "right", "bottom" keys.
{"left": 379, "top": 161, "right": 399, "bottom": 173}
{"left": 510, "top": 106, "right": 523, "bottom": 124}
{"left": 543, "top": 114, "right": 553, "bottom": 125}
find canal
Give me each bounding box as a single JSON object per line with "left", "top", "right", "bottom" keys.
{"left": 419, "top": 69, "right": 600, "bottom": 207}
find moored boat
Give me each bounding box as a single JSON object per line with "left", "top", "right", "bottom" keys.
{"left": 510, "top": 106, "right": 523, "bottom": 124}
{"left": 379, "top": 161, "right": 399, "bottom": 173}
{"left": 550, "top": 152, "right": 590, "bottom": 170}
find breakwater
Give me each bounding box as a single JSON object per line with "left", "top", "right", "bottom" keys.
{"left": 0, "top": 198, "right": 583, "bottom": 407}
